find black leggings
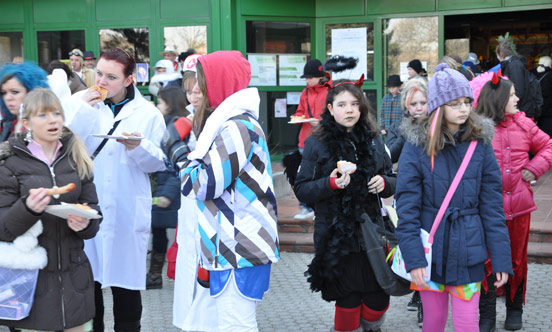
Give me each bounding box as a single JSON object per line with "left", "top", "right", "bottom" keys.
{"left": 93, "top": 282, "right": 142, "bottom": 332}
{"left": 151, "top": 227, "right": 169, "bottom": 253}
{"left": 336, "top": 289, "right": 390, "bottom": 311}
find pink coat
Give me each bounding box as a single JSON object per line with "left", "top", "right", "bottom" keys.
{"left": 492, "top": 112, "right": 552, "bottom": 220}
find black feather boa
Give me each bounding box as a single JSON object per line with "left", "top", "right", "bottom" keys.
{"left": 305, "top": 112, "right": 380, "bottom": 299}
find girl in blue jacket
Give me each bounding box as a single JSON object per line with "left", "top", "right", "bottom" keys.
{"left": 395, "top": 63, "right": 513, "bottom": 332}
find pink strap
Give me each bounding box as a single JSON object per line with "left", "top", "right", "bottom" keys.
{"left": 428, "top": 140, "right": 478, "bottom": 244}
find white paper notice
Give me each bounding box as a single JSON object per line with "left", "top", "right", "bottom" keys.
{"left": 274, "top": 98, "right": 287, "bottom": 118}
{"left": 279, "top": 55, "right": 307, "bottom": 86}
{"left": 248, "top": 54, "right": 277, "bottom": 86}
{"left": 331, "top": 28, "right": 367, "bottom": 80}
{"left": 400, "top": 61, "right": 428, "bottom": 82}
{"left": 286, "top": 92, "right": 301, "bottom": 105}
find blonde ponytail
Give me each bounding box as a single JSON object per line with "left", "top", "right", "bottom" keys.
{"left": 65, "top": 127, "right": 94, "bottom": 180}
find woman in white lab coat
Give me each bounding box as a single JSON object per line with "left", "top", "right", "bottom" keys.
{"left": 64, "top": 48, "right": 166, "bottom": 332}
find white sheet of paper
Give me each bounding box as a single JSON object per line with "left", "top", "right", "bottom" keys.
{"left": 279, "top": 55, "right": 307, "bottom": 86}
{"left": 274, "top": 98, "right": 287, "bottom": 118}
{"left": 331, "top": 28, "right": 367, "bottom": 80}
{"left": 248, "top": 54, "right": 277, "bottom": 86}
{"left": 286, "top": 92, "right": 301, "bottom": 105}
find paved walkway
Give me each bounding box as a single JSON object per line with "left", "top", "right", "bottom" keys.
{"left": 3, "top": 254, "right": 551, "bottom": 332}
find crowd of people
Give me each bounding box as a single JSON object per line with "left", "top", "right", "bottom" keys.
{"left": 0, "top": 31, "right": 551, "bottom": 332}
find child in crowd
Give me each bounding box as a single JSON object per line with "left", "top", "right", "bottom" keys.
{"left": 168, "top": 51, "right": 279, "bottom": 332}
{"left": 294, "top": 77, "right": 396, "bottom": 332}
{"left": 0, "top": 88, "right": 100, "bottom": 332}
{"left": 395, "top": 63, "right": 513, "bottom": 332}
{"left": 474, "top": 74, "right": 552, "bottom": 331}
{"left": 379, "top": 74, "right": 403, "bottom": 135}
{"left": 290, "top": 59, "right": 331, "bottom": 220}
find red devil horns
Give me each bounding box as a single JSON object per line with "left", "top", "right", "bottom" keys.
{"left": 491, "top": 72, "right": 500, "bottom": 89}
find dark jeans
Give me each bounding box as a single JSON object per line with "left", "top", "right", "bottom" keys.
{"left": 151, "top": 227, "right": 169, "bottom": 253}
{"left": 94, "top": 282, "right": 142, "bottom": 332}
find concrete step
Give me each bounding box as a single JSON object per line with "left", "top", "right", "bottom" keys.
{"left": 279, "top": 232, "right": 314, "bottom": 253}
{"left": 528, "top": 242, "right": 552, "bottom": 264}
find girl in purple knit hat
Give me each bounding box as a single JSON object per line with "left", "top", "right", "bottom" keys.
{"left": 395, "top": 63, "right": 512, "bottom": 331}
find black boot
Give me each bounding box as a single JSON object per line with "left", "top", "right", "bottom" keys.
{"left": 114, "top": 320, "right": 141, "bottom": 332}
{"left": 504, "top": 280, "right": 524, "bottom": 331}
{"left": 146, "top": 251, "right": 165, "bottom": 289}
{"left": 479, "top": 273, "right": 497, "bottom": 332}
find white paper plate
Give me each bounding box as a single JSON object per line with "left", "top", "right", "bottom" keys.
{"left": 92, "top": 134, "right": 144, "bottom": 140}
{"left": 45, "top": 203, "right": 102, "bottom": 219}
{"left": 288, "top": 118, "right": 318, "bottom": 124}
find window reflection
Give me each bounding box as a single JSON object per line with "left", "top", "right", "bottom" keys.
{"left": 0, "top": 32, "right": 23, "bottom": 66}
{"left": 163, "top": 26, "right": 207, "bottom": 54}
{"left": 246, "top": 21, "right": 311, "bottom": 54}
{"left": 36, "top": 30, "right": 85, "bottom": 69}
{"left": 383, "top": 17, "right": 438, "bottom": 82}
{"left": 445, "top": 39, "right": 470, "bottom": 63}
{"left": 99, "top": 28, "right": 150, "bottom": 64}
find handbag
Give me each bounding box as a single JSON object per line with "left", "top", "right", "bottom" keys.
{"left": 360, "top": 210, "right": 413, "bottom": 297}
{"left": 389, "top": 140, "right": 478, "bottom": 282}
{"left": 0, "top": 221, "right": 47, "bottom": 320}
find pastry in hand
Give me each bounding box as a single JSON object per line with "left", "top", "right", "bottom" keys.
{"left": 90, "top": 85, "right": 108, "bottom": 101}
{"left": 337, "top": 160, "right": 357, "bottom": 174}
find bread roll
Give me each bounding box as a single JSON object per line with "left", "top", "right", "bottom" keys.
{"left": 337, "top": 160, "right": 357, "bottom": 174}
{"left": 90, "top": 85, "right": 108, "bottom": 101}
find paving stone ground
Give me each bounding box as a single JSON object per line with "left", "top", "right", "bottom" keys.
{"left": 3, "top": 253, "right": 552, "bottom": 332}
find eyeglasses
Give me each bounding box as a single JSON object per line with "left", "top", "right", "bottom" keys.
{"left": 68, "top": 51, "right": 83, "bottom": 57}
{"left": 445, "top": 100, "right": 472, "bottom": 110}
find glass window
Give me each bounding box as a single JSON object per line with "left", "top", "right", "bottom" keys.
{"left": 326, "top": 23, "right": 374, "bottom": 81}
{"left": 36, "top": 30, "right": 85, "bottom": 69}
{"left": 383, "top": 17, "right": 438, "bottom": 82}
{"left": 99, "top": 28, "right": 150, "bottom": 64}
{"left": 246, "top": 21, "right": 311, "bottom": 54}
{"left": 0, "top": 32, "right": 23, "bottom": 66}
{"left": 445, "top": 38, "right": 470, "bottom": 62}
{"left": 163, "top": 26, "right": 207, "bottom": 55}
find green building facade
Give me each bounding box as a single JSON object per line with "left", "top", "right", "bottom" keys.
{"left": 1, "top": 0, "right": 551, "bottom": 148}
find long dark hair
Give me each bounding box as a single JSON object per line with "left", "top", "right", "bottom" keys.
{"left": 475, "top": 78, "right": 513, "bottom": 125}
{"left": 157, "top": 86, "right": 190, "bottom": 118}
{"left": 192, "top": 62, "right": 211, "bottom": 136}
{"left": 313, "top": 79, "right": 378, "bottom": 138}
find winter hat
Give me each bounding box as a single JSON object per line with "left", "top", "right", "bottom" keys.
{"left": 465, "top": 52, "right": 480, "bottom": 65}
{"left": 83, "top": 51, "right": 95, "bottom": 60}
{"left": 386, "top": 75, "right": 402, "bottom": 87}
{"left": 427, "top": 63, "right": 473, "bottom": 115}
{"left": 537, "top": 56, "right": 552, "bottom": 73}
{"left": 407, "top": 59, "right": 422, "bottom": 73}
{"left": 301, "top": 59, "right": 325, "bottom": 78}
{"left": 182, "top": 54, "right": 202, "bottom": 72}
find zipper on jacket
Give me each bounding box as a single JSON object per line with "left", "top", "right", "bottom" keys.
{"left": 215, "top": 211, "right": 221, "bottom": 268}
{"left": 57, "top": 218, "right": 67, "bottom": 327}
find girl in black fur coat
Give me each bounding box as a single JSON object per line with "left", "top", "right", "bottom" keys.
{"left": 294, "top": 78, "right": 396, "bottom": 332}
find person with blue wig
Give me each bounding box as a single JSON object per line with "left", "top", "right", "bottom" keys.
{"left": 0, "top": 62, "right": 49, "bottom": 141}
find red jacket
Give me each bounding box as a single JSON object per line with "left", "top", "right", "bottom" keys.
{"left": 492, "top": 112, "right": 552, "bottom": 220}
{"left": 293, "top": 79, "right": 331, "bottom": 149}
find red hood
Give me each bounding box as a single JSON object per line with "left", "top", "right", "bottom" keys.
{"left": 198, "top": 51, "right": 251, "bottom": 109}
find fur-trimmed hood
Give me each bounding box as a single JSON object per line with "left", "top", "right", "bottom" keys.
{"left": 400, "top": 114, "right": 495, "bottom": 147}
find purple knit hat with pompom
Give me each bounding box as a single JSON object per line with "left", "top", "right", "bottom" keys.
{"left": 427, "top": 63, "right": 473, "bottom": 115}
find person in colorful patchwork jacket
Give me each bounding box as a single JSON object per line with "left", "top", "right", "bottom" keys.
{"left": 168, "top": 50, "right": 279, "bottom": 332}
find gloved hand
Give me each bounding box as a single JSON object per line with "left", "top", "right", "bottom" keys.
{"left": 161, "top": 117, "right": 193, "bottom": 168}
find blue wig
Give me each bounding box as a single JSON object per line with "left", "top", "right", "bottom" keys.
{"left": 0, "top": 62, "right": 50, "bottom": 121}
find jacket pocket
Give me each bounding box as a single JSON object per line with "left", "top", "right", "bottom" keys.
{"left": 69, "top": 250, "right": 93, "bottom": 292}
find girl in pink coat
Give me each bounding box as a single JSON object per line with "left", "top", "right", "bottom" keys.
{"left": 474, "top": 73, "right": 552, "bottom": 331}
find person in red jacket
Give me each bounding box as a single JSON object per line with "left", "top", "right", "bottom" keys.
{"left": 290, "top": 59, "right": 331, "bottom": 219}
{"left": 475, "top": 74, "right": 552, "bottom": 332}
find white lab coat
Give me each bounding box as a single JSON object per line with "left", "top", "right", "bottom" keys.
{"left": 65, "top": 86, "right": 166, "bottom": 289}
{"left": 172, "top": 191, "right": 217, "bottom": 331}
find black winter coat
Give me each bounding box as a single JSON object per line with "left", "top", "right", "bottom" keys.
{"left": 533, "top": 67, "right": 552, "bottom": 118}
{"left": 151, "top": 169, "right": 181, "bottom": 228}
{"left": 501, "top": 55, "right": 538, "bottom": 118}
{"left": 294, "top": 117, "right": 396, "bottom": 300}
{"left": 0, "top": 130, "right": 101, "bottom": 330}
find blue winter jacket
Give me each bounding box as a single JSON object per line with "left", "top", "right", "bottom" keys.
{"left": 395, "top": 116, "right": 512, "bottom": 286}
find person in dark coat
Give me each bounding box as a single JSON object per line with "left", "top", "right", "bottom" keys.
{"left": 386, "top": 78, "right": 428, "bottom": 163}
{"left": 294, "top": 78, "right": 396, "bottom": 332}
{"left": 532, "top": 56, "right": 552, "bottom": 137}
{"left": 146, "top": 86, "right": 189, "bottom": 289}
{"left": 0, "top": 88, "right": 101, "bottom": 331}
{"left": 497, "top": 37, "right": 540, "bottom": 119}
{"left": 395, "top": 63, "right": 512, "bottom": 332}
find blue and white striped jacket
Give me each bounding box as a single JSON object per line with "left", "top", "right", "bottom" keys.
{"left": 181, "top": 88, "right": 280, "bottom": 271}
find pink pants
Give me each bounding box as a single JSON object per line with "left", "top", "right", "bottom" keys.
{"left": 420, "top": 290, "right": 480, "bottom": 332}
